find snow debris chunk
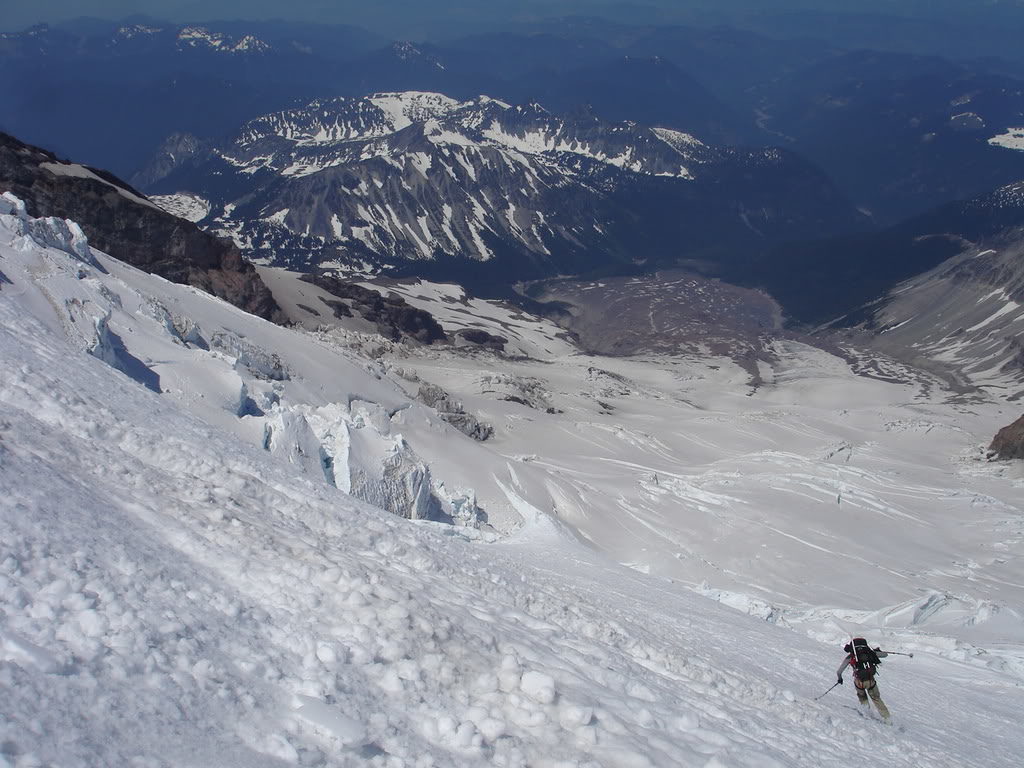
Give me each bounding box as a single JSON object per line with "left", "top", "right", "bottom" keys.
{"left": 520, "top": 670, "right": 557, "bottom": 704}
{"left": 558, "top": 702, "right": 594, "bottom": 729}
{"left": 294, "top": 695, "right": 366, "bottom": 746}
{"left": 498, "top": 653, "right": 522, "bottom": 692}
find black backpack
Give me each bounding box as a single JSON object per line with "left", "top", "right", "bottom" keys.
{"left": 847, "top": 637, "right": 881, "bottom": 678}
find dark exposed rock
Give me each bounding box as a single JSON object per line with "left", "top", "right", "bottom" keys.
{"left": 416, "top": 382, "right": 493, "bottom": 441}
{"left": 988, "top": 414, "right": 1024, "bottom": 460}
{"left": 455, "top": 328, "right": 507, "bottom": 352}
{"left": 500, "top": 395, "right": 531, "bottom": 407}
{"left": 0, "top": 131, "right": 282, "bottom": 322}
{"left": 301, "top": 273, "right": 446, "bottom": 344}
{"left": 415, "top": 382, "right": 451, "bottom": 410}
{"left": 478, "top": 372, "right": 554, "bottom": 411}
{"left": 437, "top": 412, "right": 494, "bottom": 442}
{"left": 319, "top": 297, "right": 353, "bottom": 318}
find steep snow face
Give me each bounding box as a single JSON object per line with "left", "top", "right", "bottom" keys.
{"left": 3, "top": 198, "right": 1024, "bottom": 766}
{"left": 0, "top": 194, "right": 494, "bottom": 528}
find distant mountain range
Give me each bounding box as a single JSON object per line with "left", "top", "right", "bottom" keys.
{"left": 137, "top": 90, "right": 866, "bottom": 287}
{"left": 6, "top": 14, "right": 1024, "bottom": 339}
{"left": 0, "top": 18, "right": 383, "bottom": 58}
{"left": 0, "top": 20, "right": 385, "bottom": 178}
{"left": 6, "top": 15, "right": 1024, "bottom": 227}
{"left": 750, "top": 49, "right": 1024, "bottom": 222}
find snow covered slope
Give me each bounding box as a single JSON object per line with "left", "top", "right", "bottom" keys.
{"left": 2, "top": 197, "right": 1024, "bottom": 767}
{"left": 358, "top": 274, "right": 1024, "bottom": 656}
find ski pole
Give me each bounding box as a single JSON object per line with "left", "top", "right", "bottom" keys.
{"left": 880, "top": 650, "right": 914, "bottom": 657}
{"left": 814, "top": 680, "right": 841, "bottom": 701}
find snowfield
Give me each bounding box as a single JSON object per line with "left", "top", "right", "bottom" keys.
{"left": 151, "top": 192, "right": 213, "bottom": 223}
{"left": 2, "top": 194, "right": 1023, "bottom": 767}
{"left": 988, "top": 128, "right": 1024, "bottom": 151}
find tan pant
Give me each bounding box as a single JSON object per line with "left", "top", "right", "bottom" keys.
{"left": 855, "top": 676, "right": 891, "bottom": 719}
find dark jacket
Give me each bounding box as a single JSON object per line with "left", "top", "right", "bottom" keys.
{"left": 837, "top": 648, "right": 888, "bottom": 680}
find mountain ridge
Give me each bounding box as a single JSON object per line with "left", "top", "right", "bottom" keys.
{"left": 0, "top": 131, "right": 282, "bottom": 321}
{"left": 141, "top": 90, "right": 866, "bottom": 285}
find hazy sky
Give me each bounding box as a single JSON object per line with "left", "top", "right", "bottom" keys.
{"left": 4, "top": 0, "right": 1019, "bottom": 45}
{"left": 5, "top": 1, "right": 1007, "bottom": 35}
{"left": 4, "top": 2, "right": 664, "bottom": 37}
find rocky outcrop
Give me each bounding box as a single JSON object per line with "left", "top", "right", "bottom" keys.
{"left": 0, "top": 132, "right": 282, "bottom": 322}
{"left": 416, "top": 382, "right": 493, "bottom": 441}
{"left": 988, "top": 415, "right": 1024, "bottom": 460}
{"left": 301, "top": 273, "right": 446, "bottom": 344}
{"left": 454, "top": 328, "right": 507, "bottom": 352}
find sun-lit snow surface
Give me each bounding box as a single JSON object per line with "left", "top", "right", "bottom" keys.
{"left": 3, "top": 198, "right": 1024, "bottom": 766}
{"left": 274, "top": 272, "right": 1024, "bottom": 675}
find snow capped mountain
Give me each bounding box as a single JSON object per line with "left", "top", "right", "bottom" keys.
{"left": 3, "top": 191, "right": 1024, "bottom": 767}
{"left": 0, "top": 21, "right": 273, "bottom": 57}
{"left": 0, "top": 23, "right": 62, "bottom": 54}
{"left": 175, "top": 25, "right": 272, "bottom": 54}
{"left": 114, "top": 23, "right": 163, "bottom": 40}
{"left": 142, "top": 90, "right": 865, "bottom": 278}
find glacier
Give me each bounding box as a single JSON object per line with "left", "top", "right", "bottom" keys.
{"left": 1, "top": 196, "right": 1023, "bottom": 766}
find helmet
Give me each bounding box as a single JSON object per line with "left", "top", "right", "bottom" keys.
{"left": 843, "top": 643, "right": 852, "bottom": 653}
